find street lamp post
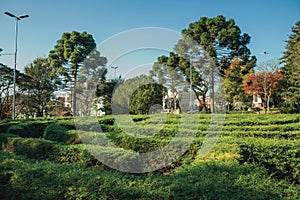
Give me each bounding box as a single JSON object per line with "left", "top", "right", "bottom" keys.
{"left": 4, "top": 11, "right": 29, "bottom": 120}
{"left": 111, "top": 65, "right": 118, "bottom": 79}
{"left": 261, "top": 51, "right": 268, "bottom": 113}
{"left": 189, "top": 56, "right": 193, "bottom": 112}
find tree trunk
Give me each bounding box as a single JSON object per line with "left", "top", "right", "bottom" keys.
{"left": 72, "top": 64, "right": 78, "bottom": 116}
{"left": 210, "top": 62, "right": 214, "bottom": 113}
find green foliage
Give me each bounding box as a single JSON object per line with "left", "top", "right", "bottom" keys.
{"left": 48, "top": 31, "right": 97, "bottom": 115}
{"left": 0, "top": 133, "right": 20, "bottom": 146}
{"left": 65, "top": 130, "right": 81, "bottom": 144}
{"left": 43, "top": 123, "right": 69, "bottom": 142}
{"left": 224, "top": 58, "right": 253, "bottom": 104}
{"left": 0, "top": 151, "right": 298, "bottom": 200}
{"left": 7, "top": 122, "right": 48, "bottom": 138}
{"left": 0, "top": 120, "right": 11, "bottom": 133}
{"left": 3, "top": 137, "right": 56, "bottom": 160}
{"left": 55, "top": 119, "right": 76, "bottom": 130}
{"left": 111, "top": 75, "right": 165, "bottom": 115}
{"left": 129, "top": 82, "right": 165, "bottom": 114}
{"left": 0, "top": 63, "right": 28, "bottom": 119}
{"left": 19, "top": 58, "right": 61, "bottom": 117}
{"left": 281, "top": 21, "right": 300, "bottom": 113}
{"left": 96, "top": 78, "right": 120, "bottom": 115}
{"left": 0, "top": 114, "right": 299, "bottom": 199}
{"left": 239, "top": 138, "right": 300, "bottom": 184}
{"left": 182, "top": 15, "right": 256, "bottom": 75}
{"left": 2, "top": 137, "right": 97, "bottom": 166}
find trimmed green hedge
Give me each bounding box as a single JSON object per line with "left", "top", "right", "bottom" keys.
{"left": 3, "top": 137, "right": 56, "bottom": 160}
{"left": 3, "top": 137, "right": 97, "bottom": 166}
{"left": 7, "top": 121, "right": 50, "bottom": 138}
{"left": 239, "top": 138, "right": 300, "bottom": 184}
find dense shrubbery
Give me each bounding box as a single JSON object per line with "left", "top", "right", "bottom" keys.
{"left": 3, "top": 137, "right": 56, "bottom": 160}
{"left": 43, "top": 123, "right": 69, "bottom": 142}
{"left": 0, "top": 113, "right": 299, "bottom": 199}
{"left": 7, "top": 121, "right": 49, "bottom": 138}
{"left": 0, "top": 151, "right": 298, "bottom": 200}
{"left": 239, "top": 138, "right": 300, "bottom": 184}
{"left": 3, "top": 137, "right": 98, "bottom": 167}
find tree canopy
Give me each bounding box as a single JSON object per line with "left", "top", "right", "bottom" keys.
{"left": 181, "top": 15, "right": 256, "bottom": 75}
{"left": 0, "top": 63, "right": 27, "bottom": 119}
{"left": 244, "top": 65, "right": 284, "bottom": 110}
{"left": 224, "top": 58, "right": 254, "bottom": 105}
{"left": 18, "top": 58, "right": 61, "bottom": 117}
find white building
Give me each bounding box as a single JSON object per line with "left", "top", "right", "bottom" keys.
{"left": 253, "top": 93, "right": 263, "bottom": 108}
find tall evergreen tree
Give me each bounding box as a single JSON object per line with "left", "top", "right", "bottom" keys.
{"left": 281, "top": 21, "right": 300, "bottom": 113}
{"left": 76, "top": 49, "right": 107, "bottom": 116}
{"left": 223, "top": 58, "right": 253, "bottom": 107}
{"left": 151, "top": 15, "right": 256, "bottom": 112}
{"left": 48, "top": 31, "right": 96, "bottom": 115}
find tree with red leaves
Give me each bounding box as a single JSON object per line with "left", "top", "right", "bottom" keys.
{"left": 244, "top": 67, "right": 284, "bottom": 111}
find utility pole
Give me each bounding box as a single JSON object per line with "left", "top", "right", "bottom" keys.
{"left": 4, "top": 11, "right": 29, "bottom": 120}
{"left": 210, "top": 61, "right": 214, "bottom": 113}
{"left": 189, "top": 55, "right": 193, "bottom": 112}
{"left": 261, "top": 51, "right": 269, "bottom": 113}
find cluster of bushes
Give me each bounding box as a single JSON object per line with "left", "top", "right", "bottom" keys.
{"left": 239, "top": 138, "right": 300, "bottom": 184}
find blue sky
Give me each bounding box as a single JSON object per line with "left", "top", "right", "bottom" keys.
{"left": 0, "top": 0, "right": 299, "bottom": 78}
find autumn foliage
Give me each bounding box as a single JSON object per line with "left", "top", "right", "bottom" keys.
{"left": 244, "top": 71, "right": 284, "bottom": 96}
{"left": 244, "top": 70, "right": 284, "bottom": 109}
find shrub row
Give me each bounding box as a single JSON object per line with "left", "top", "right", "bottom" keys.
{"left": 2, "top": 132, "right": 203, "bottom": 173}
{"left": 222, "top": 130, "right": 300, "bottom": 139}
{"left": 239, "top": 138, "right": 300, "bottom": 184}
{"left": 223, "top": 123, "right": 300, "bottom": 132}
{"left": 224, "top": 114, "right": 300, "bottom": 126}
{"left": 2, "top": 137, "right": 98, "bottom": 167}
{"left": 43, "top": 124, "right": 80, "bottom": 144}
{"left": 6, "top": 121, "right": 51, "bottom": 138}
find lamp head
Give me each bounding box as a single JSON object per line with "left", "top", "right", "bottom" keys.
{"left": 4, "top": 11, "right": 16, "bottom": 18}
{"left": 4, "top": 11, "right": 29, "bottom": 20}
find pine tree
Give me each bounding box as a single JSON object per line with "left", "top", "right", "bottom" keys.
{"left": 281, "top": 21, "right": 300, "bottom": 113}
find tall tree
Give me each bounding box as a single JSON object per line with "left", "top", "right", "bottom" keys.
{"left": 0, "top": 63, "right": 13, "bottom": 119}
{"left": 223, "top": 58, "right": 254, "bottom": 106}
{"left": 0, "top": 63, "right": 26, "bottom": 119}
{"left": 280, "top": 21, "right": 300, "bottom": 113}
{"left": 48, "top": 31, "right": 96, "bottom": 115}
{"left": 19, "top": 58, "right": 61, "bottom": 117}
{"left": 76, "top": 49, "right": 107, "bottom": 116}
{"left": 181, "top": 15, "right": 256, "bottom": 112}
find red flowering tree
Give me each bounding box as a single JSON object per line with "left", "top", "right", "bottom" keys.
{"left": 244, "top": 70, "right": 284, "bottom": 111}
